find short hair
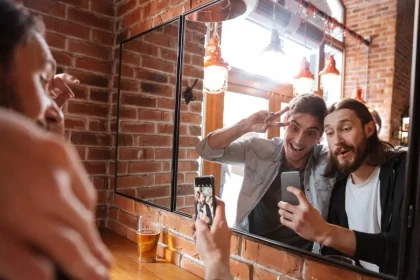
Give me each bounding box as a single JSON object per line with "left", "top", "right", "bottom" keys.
{"left": 287, "top": 93, "right": 327, "bottom": 129}
{"left": 0, "top": 0, "right": 45, "bottom": 107}
{"left": 324, "top": 98, "right": 395, "bottom": 177}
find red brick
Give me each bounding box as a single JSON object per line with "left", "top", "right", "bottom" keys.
{"left": 183, "top": 65, "right": 204, "bottom": 79}
{"left": 66, "top": 70, "right": 109, "bottom": 88}
{"left": 154, "top": 197, "right": 171, "bottom": 207}
{"left": 112, "top": 106, "right": 138, "bottom": 120}
{"left": 56, "top": 0, "right": 89, "bottom": 9}
{"left": 121, "top": 7, "right": 142, "bottom": 29}
{"left": 157, "top": 124, "right": 175, "bottom": 135}
{"left": 90, "top": 89, "right": 110, "bottom": 103}
{"left": 114, "top": 194, "right": 135, "bottom": 213}
{"left": 140, "top": 82, "right": 174, "bottom": 97}
{"left": 71, "top": 131, "right": 111, "bottom": 146}
{"left": 51, "top": 50, "right": 72, "bottom": 67}
{"left": 143, "top": 0, "right": 170, "bottom": 18}
{"left": 96, "top": 204, "right": 108, "bottom": 219}
{"left": 180, "top": 113, "right": 202, "bottom": 125}
{"left": 118, "top": 211, "right": 137, "bottom": 230}
{"left": 83, "top": 162, "right": 107, "bottom": 175}
{"left": 142, "top": 56, "right": 175, "bottom": 73}
{"left": 129, "top": 19, "right": 153, "bottom": 36}
{"left": 69, "top": 86, "right": 88, "bottom": 100}
{"left": 68, "top": 40, "right": 110, "bottom": 60}
{"left": 137, "top": 186, "right": 170, "bottom": 199}
{"left": 154, "top": 148, "right": 173, "bottom": 160}
{"left": 157, "top": 99, "right": 176, "bottom": 110}
{"left": 154, "top": 173, "right": 172, "bottom": 185}
{"left": 129, "top": 162, "right": 162, "bottom": 173}
{"left": 139, "top": 110, "right": 172, "bottom": 122}
{"left": 124, "top": 40, "right": 159, "bottom": 57}
{"left": 87, "top": 147, "right": 110, "bottom": 160}
{"left": 76, "top": 57, "right": 112, "bottom": 74}
{"left": 304, "top": 260, "right": 363, "bottom": 280}
{"left": 65, "top": 117, "right": 86, "bottom": 130}
{"left": 116, "top": 175, "right": 150, "bottom": 188}
{"left": 179, "top": 136, "right": 200, "bottom": 147}
{"left": 43, "top": 16, "right": 90, "bottom": 40}
{"left": 177, "top": 161, "right": 198, "bottom": 172}
{"left": 109, "top": 206, "right": 119, "bottom": 221}
{"left": 118, "top": 78, "right": 140, "bottom": 92}
{"left": 136, "top": 69, "right": 168, "bottom": 83}
{"left": 46, "top": 32, "right": 66, "bottom": 49}
{"left": 93, "top": 176, "right": 108, "bottom": 190}
{"left": 184, "top": 194, "right": 195, "bottom": 206}
{"left": 186, "top": 149, "right": 199, "bottom": 160}
{"left": 92, "top": 30, "right": 115, "bottom": 46}
{"left": 121, "top": 94, "right": 157, "bottom": 107}
{"left": 231, "top": 235, "right": 241, "bottom": 255}
{"left": 162, "top": 214, "right": 194, "bottom": 237}
{"left": 119, "top": 147, "right": 155, "bottom": 160}
{"left": 242, "top": 239, "right": 303, "bottom": 278}
{"left": 181, "top": 258, "right": 204, "bottom": 279}
{"left": 117, "top": 0, "right": 137, "bottom": 16}
{"left": 253, "top": 266, "right": 278, "bottom": 280}
{"left": 75, "top": 146, "right": 86, "bottom": 159}
{"left": 116, "top": 134, "right": 134, "bottom": 146}
{"left": 68, "top": 102, "right": 108, "bottom": 117}
{"left": 160, "top": 48, "right": 177, "bottom": 61}
{"left": 229, "top": 259, "right": 251, "bottom": 280}
{"left": 108, "top": 220, "right": 127, "bottom": 237}
{"left": 120, "top": 122, "right": 155, "bottom": 133}
{"left": 26, "top": 0, "right": 66, "bottom": 17}
{"left": 90, "top": 0, "right": 115, "bottom": 17}
{"left": 121, "top": 51, "right": 142, "bottom": 66}
{"left": 89, "top": 119, "right": 108, "bottom": 132}
{"left": 68, "top": 8, "right": 113, "bottom": 30}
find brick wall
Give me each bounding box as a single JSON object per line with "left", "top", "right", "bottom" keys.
{"left": 111, "top": 0, "right": 207, "bottom": 213}
{"left": 343, "top": 0, "right": 413, "bottom": 144}
{"left": 108, "top": 194, "right": 379, "bottom": 280}
{"left": 21, "top": 0, "right": 117, "bottom": 228}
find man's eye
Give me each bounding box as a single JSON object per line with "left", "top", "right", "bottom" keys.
{"left": 325, "top": 131, "right": 333, "bottom": 137}
{"left": 342, "top": 127, "right": 351, "bottom": 132}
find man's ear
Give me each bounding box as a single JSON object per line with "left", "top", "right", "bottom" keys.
{"left": 365, "top": 121, "right": 376, "bottom": 138}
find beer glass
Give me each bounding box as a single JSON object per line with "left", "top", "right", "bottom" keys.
{"left": 136, "top": 216, "right": 161, "bottom": 262}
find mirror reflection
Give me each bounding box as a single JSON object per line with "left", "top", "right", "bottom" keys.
{"left": 114, "top": 19, "right": 180, "bottom": 209}
{"left": 178, "top": 0, "right": 414, "bottom": 277}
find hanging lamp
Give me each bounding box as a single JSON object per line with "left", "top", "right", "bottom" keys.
{"left": 320, "top": 54, "right": 340, "bottom": 86}
{"left": 262, "top": 0, "right": 285, "bottom": 58}
{"left": 293, "top": 57, "right": 314, "bottom": 94}
{"left": 203, "top": 24, "right": 230, "bottom": 94}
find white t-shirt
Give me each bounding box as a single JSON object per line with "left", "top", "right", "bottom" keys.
{"left": 345, "top": 166, "right": 381, "bottom": 272}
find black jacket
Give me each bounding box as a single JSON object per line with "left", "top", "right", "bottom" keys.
{"left": 321, "top": 151, "right": 407, "bottom": 276}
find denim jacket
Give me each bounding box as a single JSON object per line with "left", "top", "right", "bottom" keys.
{"left": 196, "top": 135, "right": 336, "bottom": 252}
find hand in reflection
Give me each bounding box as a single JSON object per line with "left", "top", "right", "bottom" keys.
{"left": 0, "top": 110, "right": 111, "bottom": 280}
{"left": 49, "top": 73, "right": 79, "bottom": 109}
{"left": 243, "top": 107, "right": 290, "bottom": 133}
{"left": 278, "top": 187, "right": 329, "bottom": 244}
{"left": 192, "top": 199, "right": 233, "bottom": 280}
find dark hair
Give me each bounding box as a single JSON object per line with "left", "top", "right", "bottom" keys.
{"left": 287, "top": 93, "right": 327, "bottom": 130}
{"left": 324, "top": 98, "right": 395, "bottom": 177}
{"left": 0, "top": 0, "right": 45, "bottom": 107}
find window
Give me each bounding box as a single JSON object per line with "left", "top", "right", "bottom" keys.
{"left": 322, "top": 45, "right": 343, "bottom": 106}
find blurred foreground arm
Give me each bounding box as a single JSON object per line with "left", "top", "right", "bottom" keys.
{"left": 0, "top": 109, "right": 111, "bottom": 280}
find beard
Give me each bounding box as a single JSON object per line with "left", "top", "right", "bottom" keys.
{"left": 331, "top": 134, "right": 368, "bottom": 175}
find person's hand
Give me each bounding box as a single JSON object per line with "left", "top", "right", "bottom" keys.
{"left": 0, "top": 109, "right": 111, "bottom": 280}
{"left": 278, "top": 187, "right": 329, "bottom": 244}
{"left": 193, "top": 199, "right": 233, "bottom": 280}
{"left": 244, "top": 107, "right": 290, "bottom": 133}
{"left": 49, "top": 74, "right": 79, "bottom": 109}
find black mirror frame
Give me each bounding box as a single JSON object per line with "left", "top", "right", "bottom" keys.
{"left": 113, "top": 0, "right": 420, "bottom": 279}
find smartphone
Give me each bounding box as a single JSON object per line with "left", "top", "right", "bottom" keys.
{"left": 194, "top": 176, "right": 216, "bottom": 226}
{"left": 280, "top": 171, "right": 301, "bottom": 206}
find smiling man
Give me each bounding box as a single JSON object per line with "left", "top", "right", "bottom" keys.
{"left": 196, "top": 93, "right": 335, "bottom": 250}
{"left": 278, "top": 98, "right": 406, "bottom": 275}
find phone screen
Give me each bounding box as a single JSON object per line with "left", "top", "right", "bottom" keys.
{"left": 280, "top": 171, "right": 301, "bottom": 206}
{"left": 194, "top": 176, "right": 216, "bottom": 226}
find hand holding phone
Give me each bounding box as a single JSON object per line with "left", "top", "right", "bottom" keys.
{"left": 194, "top": 176, "right": 216, "bottom": 226}
{"left": 280, "top": 171, "right": 301, "bottom": 206}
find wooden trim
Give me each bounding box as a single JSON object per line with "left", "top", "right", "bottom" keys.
{"left": 267, "top": 93, "right": 281, "bottom": 139}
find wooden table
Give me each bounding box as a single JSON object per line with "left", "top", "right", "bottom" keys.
{"left": 101, "top": 229, "right": 202, "bottom": 280}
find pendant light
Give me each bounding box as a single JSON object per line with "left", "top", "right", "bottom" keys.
{"left": 293, "top": 19, "right": 314, "bottom": 94}
{"left": 203, "top": 23, "right": 230, "bottom": 94}
{"left": 320, "top": 20, "right": 340, "bottom": 87}
{"left": 262, "top": 0, "right": 284, "bottom": 59}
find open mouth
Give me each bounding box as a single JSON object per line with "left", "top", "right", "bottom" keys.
{"left": 290, "top": 143, "right": 304, "bottom": 152}
{"left": 338, "top": 149, "right": 351, "bottom": 158}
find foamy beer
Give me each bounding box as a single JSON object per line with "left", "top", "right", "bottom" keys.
{"left": 136, "top": 217, "right": 161, "bottom": 262}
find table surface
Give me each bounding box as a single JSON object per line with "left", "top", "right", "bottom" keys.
{"left": 101, "top": 229, "right": 202, "bottom": 280}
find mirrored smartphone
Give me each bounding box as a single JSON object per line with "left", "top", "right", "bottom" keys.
{"left": 280, "top": 171, "right": 300, "bottom": 206}
{"left": 194, "top": 176, "right": 216, "bottom": 226}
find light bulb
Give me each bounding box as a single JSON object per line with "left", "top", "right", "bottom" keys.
{"left": 321, "top": 73, "right": 339, "bottom": 88}
{"left": 293, "top": 77, "right": 314, "bottom": 95}
{"left": 204, "top": 65, "right": 228, "bottom": 94}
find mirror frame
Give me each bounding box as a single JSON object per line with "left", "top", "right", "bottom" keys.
{"left": 112, "top": 0, "right": 420, "bottom": 279}
{"left": 113, "top": 16, "right": 184, "bottom": 212}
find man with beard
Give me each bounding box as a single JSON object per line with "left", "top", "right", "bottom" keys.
{"left": 278, "top": 98, "right": 406, "bottom": 275}
{"left": 196, "top": 93, "right": 335, "bottom": 251}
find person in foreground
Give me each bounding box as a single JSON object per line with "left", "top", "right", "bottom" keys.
{"left": 278, "top": 99, "right": 406, "bottom": 275}
{"left": 196, "top": 93, "right": 335, "bottom": 251}
{"left": 194, "top": 199, "right": 234, "bottom": 280}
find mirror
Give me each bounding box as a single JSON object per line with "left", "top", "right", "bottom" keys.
{"left": 176, "top": 0, "right": 415, "bottom": 278}
{"left": 114, "top": 18, "right": 180, "bottom": 209}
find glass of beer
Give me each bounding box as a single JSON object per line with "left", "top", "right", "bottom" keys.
{"left": 136, "top": 216, "right": 161, "bottom": 262}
